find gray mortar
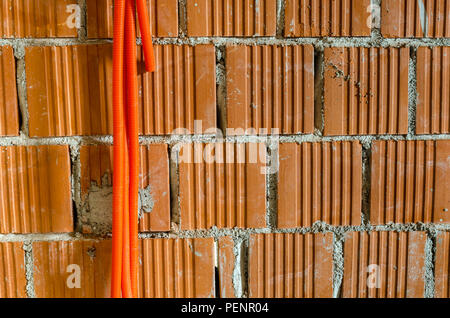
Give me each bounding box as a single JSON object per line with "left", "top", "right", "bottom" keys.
{"left": 81, "top": 182, "right": 113, "bottom": 234}
{"left": 77, "top": 0, "right": 87, "bottom": 41}
{"left": 408, "top": 47, "right": 418, "bottom": 137}
{"left": 314, "top": 49, "right": 325, "bottom": 134}
{"left": 79, "top": 180, "right": 155, "bottom": 234}
{"left": 178, "top": 0, "right": 187, "bottom": 38}
{"left": 232, "top": 236, "right": 247, "bottom": 298}
{"left": 276, "top": 1, "right": 285, "bottom": 38}
{"left": 170, "top": 144, "right": 181, "bottom": 229}
{"left": 23, "top": 242, "right": 36, "bottom": 298}
{"left": 332, "top": 231, "right": 345, "bottom": 298}
{"left": 424, "top": 229, "right": 437, "bottom": 298}
{"left": 266, "top": 141, "right": 279, "bottom": 229}
{"left": 216, "top": 46, "right": 227, "bottom": 132}
{"left": 138, "top": 185, "right": 155, "bottom": 217}
{"left": 0, "top": 0, "right": 449, "bottom": 298}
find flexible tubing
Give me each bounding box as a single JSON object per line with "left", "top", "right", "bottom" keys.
{"left": 124, "top": 0, "right": 139, "bottom": 298}
{"left": 111, "top": 0, "right": 126, "bottom": 298}
{"left": 121, "top": 128, "right": 133, "bottom": 298}
{"left": 136, "top": 0, "right": 155, "bottom": 72}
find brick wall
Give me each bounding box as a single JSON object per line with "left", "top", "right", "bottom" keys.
{"left": 0, "top": 0, "right": 449, "bottom": 298}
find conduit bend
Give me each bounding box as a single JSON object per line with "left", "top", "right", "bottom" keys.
{"left": 112, "top": 0, "right": 155, "bottom": 298}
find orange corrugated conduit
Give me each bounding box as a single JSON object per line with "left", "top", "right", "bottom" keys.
{"left": 112, "top": 0, "right": 155, "bottom": 298}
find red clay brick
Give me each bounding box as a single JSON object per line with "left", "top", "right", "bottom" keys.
{"left": 33, "top": 238, "right": 215, "bottom": 298}
{"left": 186, "top": 0, "right": 276, "bottom": 37}
{"left": 138, "top": 237, "right": 215, "bottom": 298}
{"left": 26, "top": 44, "right": 216, "bottom": 137}
{"left": 381, "top": 0, "right": 450, "bottom": 38}
{"left": 248, "top": 233, "right": 333, "bottom": 298}
{"left": 0, "top": 145, "right": 73, "bottom": 234}
{"left": 0, "top": 46, "right": 19, "bottom": 136}
{"left": 285, "top": 0, "right": 371, "bottom": 37}
{"left": 0, "top": 0, "right": 78, "bottom": 38}
{"left": 278, "top": 141, "right": 362, "bottom": 228}
{"left": 218, "top": 236, "right": 237, "bottom": 298}
{"left": 33, "top": 240, "right": 112, "bottom": 298}
{"left": 179, "top": 143, "right": 267, "bottom": 230}
{"left": 416, "top": 46, "right": 450, "bottom": 134}
{"left": 324, "top": 47, "right": 409, "bottom": 136}
{"left": 227, "top": 45, "right": 314, "bottom": 135}
{"left": 435, "top": 232, "right": 450, "bottom": 298}
{"left": 0, "top": 242, "right": 27, "bottom": 298}
{"left": 370, "top": 140, "right": 449, "bottom": 225}
{"left": 86, "top": 0, "right": 178, "bottom": 38}
{"left": 80, "top": 144, "right": 170, "bottom": 232}
{"left": 342, "top": 231, "right": 426, "bottom": 298}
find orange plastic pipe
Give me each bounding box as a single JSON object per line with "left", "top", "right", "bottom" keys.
{"left": 136, "top": 0, "right": 155, "bottom": 72}
{"left": 124, "top": 0, "right": 139, "bottom": 298}
{"left": 111, "top": 0, "right": 126, "bottom": 298}
{"left": 113, "top": 0, "right": 154, "bottom": 298}
{"left": 121, "top": 129, "right": 133, "bottom": 298}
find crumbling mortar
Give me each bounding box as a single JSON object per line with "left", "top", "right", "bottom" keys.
{"left": 424, "top": 230, "right": 436, "bottom": 298}
{"left": 77, "top": 0, "right": 87, "bottom": 41}
{"left": 230, "top": 235, "right": 246, "bottom": 298}
{"left": 276, "top": 0, "right": 286, "bottom": 38}
{"left": 23, "top": 242, "right": 35, "bottom": 298}
{"left": 215, "top": 45, "right": 227, "bottom": 133}
{"left": 13, "top": 43, "right": 29, "bottom": 136}
{"left": 69, "top": 143, "right": 83, "bottom": 233}
{"left": 266, "top": 141, "right": 278, "bottom": 230}
{"left": 408, "top": 47, "right": 418, "bottom": 137}
{"left": 369, "top": 0, "right": 383, "bottom": 47}
{"left": 178, "top": 0, "right": 188, "bottom": 38}
{"left": 361, "top": 143, "right": 372, "bottom": 225}
{"left": 332, "top": 231, "right": 345, "bottom": 298}
{"left": 169, "top": 144, "right": 181, "bottom": 230}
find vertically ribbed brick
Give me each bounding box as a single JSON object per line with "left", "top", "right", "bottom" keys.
{"left": 416, "top": 46, "right": 450, "bottom": 134}
{"left": 33, "top": 238, "right": 215, "bottom": 298}
{"left": 278, "top": 141, "right": 362, "bottom": 228}
{"left": 0, "top": 46, "right": 19, "bottom": 136}
{"left": 80, "top": 144, "right": 171, "bottom": 232}
{"left": 382, "top": 0, "right": 450, "bottom": 38}
{"left": 33, "top": 240, "right": 112, "bottom": 298}
{"left": 324, "top": 47, "right": 409, "bottom": 136}
{"left": 0, "top": 145, "right": 73, "bottom": 234}
{"left": 370, "top": 140, "right": 449, "bottom": 225}
{"left": 227, "top": 45, "right": 314, "bottom": 135}
{"left": 179, "top": 143, "right": 267, "bottom": 230}
{"left": 248, "top": 233, "right": 333, "bottom": 298}
{"left": 435, "top": 232, "right": 450, "bottom": 298}
{"left": 342, "top": 231, "right": 426, "bottom": 298}
{"left": 187, "top": 0, "right": 276, "bottom": 36}
{"left": 0, "top": 242, "right": 27, "bottom": 298}
{"left": 86, "top": 0, "right": 178, "bottom": 38}
{"left": 137, "top": 238, "right": 215, "bottom": 298}
{"left": 0, "top": 0, "right": 79, "bottom": 38}
{"left": 26, "top": 44, "right": 216, "bottom": 136}
{"left": 285, "top": 0, "right": 371, "bottom": 37}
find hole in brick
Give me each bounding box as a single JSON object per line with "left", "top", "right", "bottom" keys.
{"left": 214, "top": 265, "right": 220, "bottom": 298}
{"left": 314, "top": 49, "right": 324, "bottom": 133}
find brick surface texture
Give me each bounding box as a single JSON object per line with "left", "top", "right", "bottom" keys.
{"left": 0, "top": 0, "right": 448, "bottom": 299}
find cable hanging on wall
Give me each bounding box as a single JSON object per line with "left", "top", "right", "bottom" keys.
{"left": 111, "top": 0, "right": 155, "bottom": 298}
